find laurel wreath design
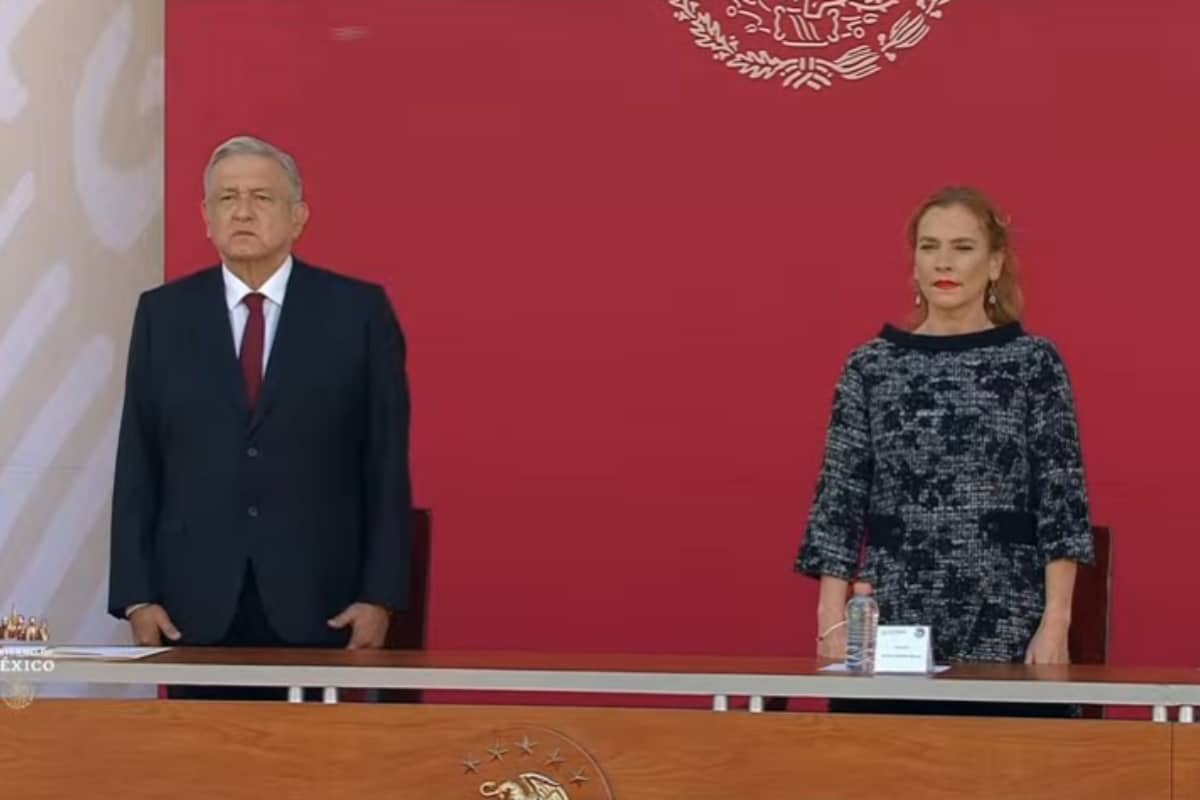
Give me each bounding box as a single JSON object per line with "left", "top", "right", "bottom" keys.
{"left": 1, "top": 680, "right": 35, "bottom": 710}
{"left": 668, "top": 0, "right": 952, "bottom": 91}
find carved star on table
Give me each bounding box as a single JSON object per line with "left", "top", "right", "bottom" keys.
{"left": 544, "top": 748, "right": 566, "bottom": 769}
{"left": 515, "top": 734, "right": 537, "bottom": 755}
{"left": 461, "top": 755, "right": 482, "bottom": 774}
{"left": 569, "top": 768, "right": 589, "bottom": 786}
{"left": 487, "top": 741, "right": 509, "bottom": 761}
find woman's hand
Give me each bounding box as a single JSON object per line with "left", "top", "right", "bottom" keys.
{"left": 817, "top": 614, "right": 848, "bottom": 661}
{"left": 1025, "top": 618, "right": 1070, "bottom": 664}
{"left": 815, "top": 575, "right": 851, "bottom": 661}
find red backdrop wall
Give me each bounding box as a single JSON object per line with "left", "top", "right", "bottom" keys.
{"left": 163, "top": 1, "right": 1200, "bottom": 677}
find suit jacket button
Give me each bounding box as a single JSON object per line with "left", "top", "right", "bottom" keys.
{"left": 247, "top": 446, "right": 259, "bottom": 457}
{"left": 248, "top": 506, "right": 259, "bottom": 518}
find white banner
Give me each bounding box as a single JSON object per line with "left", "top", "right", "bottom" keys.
{"left": 0, "top": 0, "right": 163, "bottom": 698}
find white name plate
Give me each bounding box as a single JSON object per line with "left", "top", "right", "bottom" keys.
{"left": 872, "top": 625, "right": 934, "bottom": 673}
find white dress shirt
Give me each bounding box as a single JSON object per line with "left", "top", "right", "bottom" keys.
{"left": 222, "top": 255, "right": 293, "bottom": 373}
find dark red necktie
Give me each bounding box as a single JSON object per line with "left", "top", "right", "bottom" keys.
{"left": 240, "top": 292, "right": 265, "bottom": 409}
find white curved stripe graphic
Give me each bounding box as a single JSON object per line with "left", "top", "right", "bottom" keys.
{"left": 0, "top": 260, "right": 68, "bottom": 405}
{"left": 73, "top": 1, "right": 163, "bottom": 251}
{"left": 1, "top": 414, "right": 117, "bottom": 618}
{"left": 0, "top": 0, "right": 41, "bottom": 121}
{"left": 0, "top": 170, "right": 34, "bottom": 246}
{"left": 0, "top": 335, "right": 113, "bottom": 552}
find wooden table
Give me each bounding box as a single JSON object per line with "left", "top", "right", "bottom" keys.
{"left": 2, "top": 648, "right": 1198, "bottom": 799}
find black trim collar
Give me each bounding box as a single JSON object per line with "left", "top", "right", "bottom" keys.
{"left": 879, "top": 321, "right": 1025, "bottom": 352}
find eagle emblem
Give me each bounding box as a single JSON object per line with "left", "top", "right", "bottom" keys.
{"left": 669, "top": 0, "right": 953, "bottom": 91}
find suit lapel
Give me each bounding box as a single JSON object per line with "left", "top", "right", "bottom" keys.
{"left": 248, "top": 260, "right": 312, "bottom": 433}
{"left": 193, "top": 267, "right": 250, "bottom": 420}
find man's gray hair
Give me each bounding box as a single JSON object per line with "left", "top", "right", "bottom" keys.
{"left": 203, "top": 135, "right": 303, "bottom": 202}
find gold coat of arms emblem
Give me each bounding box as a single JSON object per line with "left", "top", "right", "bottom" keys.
{"left": 1, "top": 680, "right": 35, "bottom": 710}
{"left": 459, "top": 726, "right": 614, "bottom": 799}
{"left": 669, "top": 0, "right": 953, "bottom": 91}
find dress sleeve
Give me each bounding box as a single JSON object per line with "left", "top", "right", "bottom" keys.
{"left": 1027, "top": 340, "right": 1095, "bottom": 565}
{"left": 795, "top": 356, "right": 873, "bottom": 579}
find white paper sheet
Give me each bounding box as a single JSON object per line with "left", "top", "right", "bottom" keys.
{"left": 41, "top": 646, "right": 172, "bottom": 660}
{"left": 819, "top": 662, "right": 951, "bottom": 674}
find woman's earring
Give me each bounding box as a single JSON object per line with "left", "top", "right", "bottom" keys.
{"left": 914, "top": 292, "right": 922, "bottom": 307}
{"left": 988, "top": 282, "right": 997, "bottom": 305}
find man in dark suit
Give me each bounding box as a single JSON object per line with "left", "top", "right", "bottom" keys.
{"left": 108, "top": 135, "right": 411, "bottom": 698}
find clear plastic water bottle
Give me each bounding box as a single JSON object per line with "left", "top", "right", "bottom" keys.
{"left": 844, "top": 582, "right": 878, "bottom": 674}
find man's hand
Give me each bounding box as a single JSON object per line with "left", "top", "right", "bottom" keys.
{"left": 327, "top": 602, "right": 390, "bottom": 649}
{"left": 129, "top": 604, "right": 182, "bottom": 646}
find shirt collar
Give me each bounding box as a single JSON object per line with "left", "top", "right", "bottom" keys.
{"left": 222, "top": 255, "right": 293, "bottom": 311}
